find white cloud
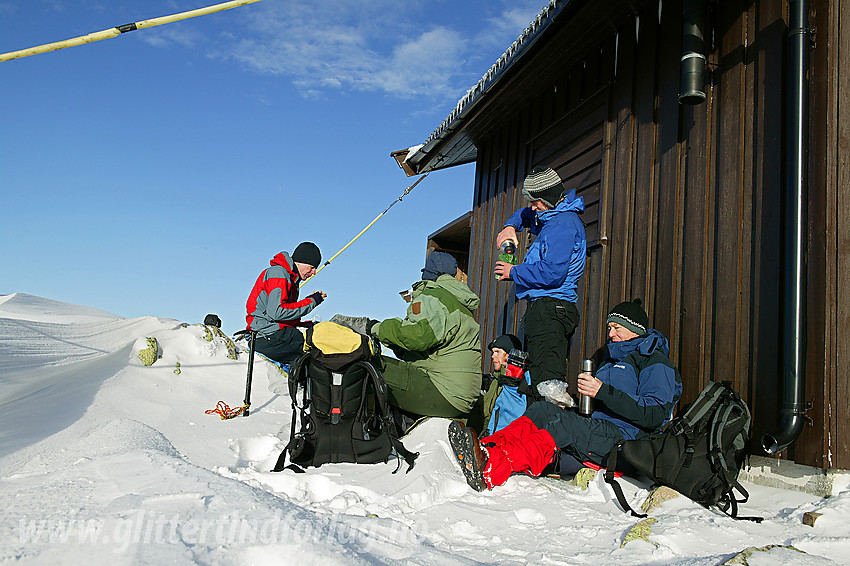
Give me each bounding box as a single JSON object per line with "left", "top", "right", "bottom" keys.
{"left": 228, "top": 23, "right": 465, "bottom": 99}
{"left": 140, "top": 24, "right": 202, "bottom": 48}
{"left": 211, "top": 0, "right": 549, "bottom": 101}
{"left": 475, "top": 1, "right": 551, "bottom": 51}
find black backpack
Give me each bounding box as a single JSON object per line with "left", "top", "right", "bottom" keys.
{"left": 604, "top": 381, "right": 762, "bottom": 521}
{"left": 272, "top": 323, "right": 418, "bottom": 473}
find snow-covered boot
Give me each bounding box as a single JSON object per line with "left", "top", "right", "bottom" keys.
{"left": 448, "top": 420, "right": 489, "bottom": 491}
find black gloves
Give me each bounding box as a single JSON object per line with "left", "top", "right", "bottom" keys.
{"left": 366, "top": 319, "right": 379, "bottom": 335}
{"left": 308, "top": 291, "right": 324, "bottom": 305}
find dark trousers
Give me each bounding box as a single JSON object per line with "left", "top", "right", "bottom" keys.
{"left": 523, "top": 297, "right": 579, "bottom": 396}
{"left": 525, "top": 400, "right": 624, "bottom": 466}
{"left": 253, "top": 326, "right": 304, "bottom": 366}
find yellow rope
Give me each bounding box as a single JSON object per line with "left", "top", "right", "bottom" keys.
{"left": 300, "top": 172, "right": 430, "bottom": 287}
{"left": 0, "top": 0, "right": 263, "bottom": 63}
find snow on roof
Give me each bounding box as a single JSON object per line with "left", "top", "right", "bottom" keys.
{"left": 406, "top": 0, "right": 567, "bottom": 169}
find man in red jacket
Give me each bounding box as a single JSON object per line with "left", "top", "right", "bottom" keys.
{"left": 245, "top": 242, "right": 326, "bottom": 366}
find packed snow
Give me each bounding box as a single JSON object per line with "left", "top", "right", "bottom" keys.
{"left": 2, "top": 292, "right": 849, "bottom": 565}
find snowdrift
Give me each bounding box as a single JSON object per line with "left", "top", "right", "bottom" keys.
{"left": 1, "top": 292, "right": 849, "bottom": 565}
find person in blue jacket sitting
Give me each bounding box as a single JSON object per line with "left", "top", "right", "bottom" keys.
{"left": 449, "top": 299, "right": 683, "bottom": 491}
{"left": 482, "top": 334, "right": 533, "bottom": 435}
{"left": 494, "top": 166, "right": 586, "bottom": 398}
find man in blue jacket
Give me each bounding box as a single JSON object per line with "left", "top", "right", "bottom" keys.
{"left": 495, "top": 166, "right": 586, "bottom": 397}
{"left": 449, "top": 298, "right": 683, "bottom": 491}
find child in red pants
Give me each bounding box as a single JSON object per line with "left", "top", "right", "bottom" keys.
{"left": 484, "top": 417, "right": 554, "bottom": 487}
{"left": 449, "top": 415, "right": 557, "bottom": 491}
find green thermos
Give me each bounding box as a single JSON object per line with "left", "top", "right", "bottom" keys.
{"left": 495, "top": 240, "right": 517, "bottom": 279}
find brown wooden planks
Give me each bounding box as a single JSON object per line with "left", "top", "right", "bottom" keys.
{"left": 455, "top": 0, "right": 846, "bottom": 469}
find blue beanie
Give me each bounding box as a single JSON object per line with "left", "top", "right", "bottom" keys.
{"left": 421, "top": 251, "right": 458, "bottom": 281}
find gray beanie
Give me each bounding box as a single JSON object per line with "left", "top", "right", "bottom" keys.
{"left": 521, "top": 166, "right": 565, "bottom": 208}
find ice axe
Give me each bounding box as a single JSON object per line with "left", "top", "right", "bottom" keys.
{"left": 232, "top": 329, "right": 257, "bottom": 416}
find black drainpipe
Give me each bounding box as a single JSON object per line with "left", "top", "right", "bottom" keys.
{"left": 762, "top": 0, "right": 810, "bottom": 455}
{"left": 679, "top": 0, "right": 708, "bottom": 105}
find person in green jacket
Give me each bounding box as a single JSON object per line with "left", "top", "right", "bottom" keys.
{"left": 335, "top": 252, "right": 482, "bottom": 421}
{"left": 377, "top": 251, "right": 482, "bottom": 420}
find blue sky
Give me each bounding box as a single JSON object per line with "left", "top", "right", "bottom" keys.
{"left": 0, "top": 0, "right": 546, "bottom": 335}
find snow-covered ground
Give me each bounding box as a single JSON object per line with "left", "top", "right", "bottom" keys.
{"left": 2, "top": 292, "right": 849, "bottom": 565}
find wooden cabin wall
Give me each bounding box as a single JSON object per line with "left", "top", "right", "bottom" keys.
{"left": 810, "top": 0, "right": 850, "bottom": 470}
{"left": 466, "top": 0, "right": 848, "bottom": 469}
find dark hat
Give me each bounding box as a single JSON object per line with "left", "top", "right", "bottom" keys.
{"left": 521, "top": 166, "right": 565, "bottom": 208}
{"left": 291, "top": 242, "right": 322, "bottom": 268}
{"left": 421, "top": 251, "right": 458, "bottom": 281}
{"left": 203, "top": 313, "right": 222, "bottom": 328}
{"left": 606, "top": 298, "right": 649, "bottom": 336}
{"left": 488, "top": 333, "right": 522, "bottom": 352}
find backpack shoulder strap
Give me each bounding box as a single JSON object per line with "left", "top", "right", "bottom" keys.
{"left": 705, "top": 392, "right": 762, "bottom": 522}
{"left": 708, "top": 397, "right": 737, "bottom": 472}
{"left": 272, "top": 353, "right": 311, "bottom": 473}
{"left": 604, "top": 442, "right": 648, "bottom": 518}
{"left": 678, "top": 381, "right": 726, "bottom": 438}
{"left": 356, "top": 360, "right": 419, "bottom": 473}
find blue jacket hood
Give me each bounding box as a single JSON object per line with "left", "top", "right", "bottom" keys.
{"left": 537, "top": 189, "right": 585, "bottom": 223}
{"left": 606, "top": 328, "right": 670, "bottom": 361}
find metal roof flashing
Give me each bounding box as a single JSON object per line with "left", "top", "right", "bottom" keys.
{"left": 393, "top": 0, "right": 574, "bottom": 176}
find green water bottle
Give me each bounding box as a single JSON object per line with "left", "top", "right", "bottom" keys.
{"left": 495, "top": 240, "right": 517, "bottom": 279}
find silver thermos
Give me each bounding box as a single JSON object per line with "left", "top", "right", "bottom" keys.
{"left": 578, "top": 358, "right": 594, "bottom": 416}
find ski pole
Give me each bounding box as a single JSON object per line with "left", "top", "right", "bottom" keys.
{"left": 0, "top": 0, "right": 263, "bottom": 63}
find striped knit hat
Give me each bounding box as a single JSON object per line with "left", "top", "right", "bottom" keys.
{"left": 521, "top": 166, "right": 565, "bottom": 208}
{"left": 606, "top": 298, "right": 649, "bottom": 336}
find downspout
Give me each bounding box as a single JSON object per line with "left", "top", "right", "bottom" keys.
{"left": 762, "top": 0, "right": 810, "bottom": 455}
{"left": 679, "top": 0, "right": 708, "bottom": 105}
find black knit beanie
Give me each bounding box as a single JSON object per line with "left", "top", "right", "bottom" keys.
{"left": 291, "top": 242, "right": 322, "bottom": 268}
{"left": 521, "top": 166, "right": 566, "bottom": 208}
{"left": 488, "top": 334, "right": 523, "bottom": 352}
{"left": 606, "top": 298, "right": 649, "bottom": 335}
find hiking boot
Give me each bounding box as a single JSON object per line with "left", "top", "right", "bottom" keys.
{"left": 448, "top": 420, "right": 489, "bottom": 491}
